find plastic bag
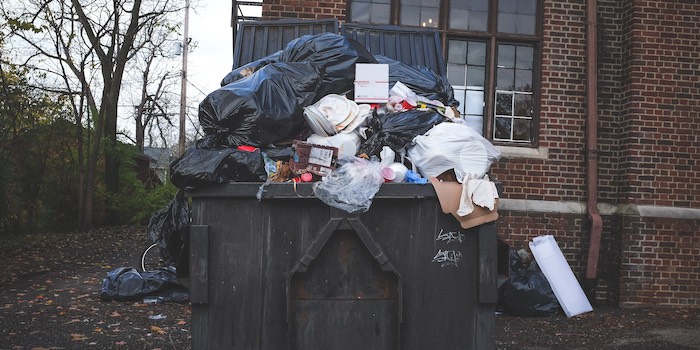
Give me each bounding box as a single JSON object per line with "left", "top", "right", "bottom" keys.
{"left": 147, "top": 191, "right": 190, "bottom": 275}
{"left": 357, "top": 109, "right": 445, "bottom": 157}
{"left": 99, "top": 266, "right": 189, "bottom": 303}
{"left": 375, "top": 55, "right": 458, "bottom": 107}
{"left": 313, "top": 157, "right": 384, "bottom": 213}
{"left": 220, "top": 51, "right": 281, "bottom": 86}
{"left": 407, "top": 122, "right": 501, "bottom": 182}
{"left": 279, "top": 33, "right": 377, "bottom": 98}
{"left": 499, "top": 250, "right": 560, "bottom": 317}
{"left": 199, "top": 62, "right": 324, "bottom": 147}
{"left": 170, "top": 144, "right": 267, "bottom": 189}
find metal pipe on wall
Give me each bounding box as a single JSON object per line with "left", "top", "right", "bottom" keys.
{"left": 585, "top": 0, "right": 604, "bottom": 297}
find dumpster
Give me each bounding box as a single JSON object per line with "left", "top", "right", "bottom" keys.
{"left": 188, "top": 181, "right": 497, "bottom": 350}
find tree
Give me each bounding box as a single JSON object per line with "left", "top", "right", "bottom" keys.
{"left": 1, "top": 0, "right": 184, "bottom": 229}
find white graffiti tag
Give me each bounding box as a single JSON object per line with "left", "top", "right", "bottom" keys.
{"left": 432, "top": 249, "right": 462, "bottom": 267}
{"left": 435, "top": 229, "right": 464, "bottom": 244}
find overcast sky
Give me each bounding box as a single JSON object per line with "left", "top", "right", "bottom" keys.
{"left": 186, "top": 1, "right": 235, "bottom": 101}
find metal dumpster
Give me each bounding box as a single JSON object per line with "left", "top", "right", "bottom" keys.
{"left": 188, "top": 182, "right": 497, "bottom": 350}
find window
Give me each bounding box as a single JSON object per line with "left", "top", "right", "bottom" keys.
{"left": 348, "top": 0, "right": 540, "bottom": 145}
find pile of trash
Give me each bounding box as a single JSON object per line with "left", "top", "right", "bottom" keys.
{"left": 101, "top": 33, "right": 504, "bottom": 303}
{"left": 177, "top": 32, "right": 501, "bottom": 205}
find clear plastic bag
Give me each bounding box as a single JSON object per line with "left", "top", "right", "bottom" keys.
{"left": 312, "top": 157, "right": 384, "bottom": 213}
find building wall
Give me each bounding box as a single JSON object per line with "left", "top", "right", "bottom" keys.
{"left": 258, "top": 0, "right": 700, "bottom": 307}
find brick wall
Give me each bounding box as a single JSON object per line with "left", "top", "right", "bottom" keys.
{"left": 262, "top": 0, "right": 347, "bottom": 21}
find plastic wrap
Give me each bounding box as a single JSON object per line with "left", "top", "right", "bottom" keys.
{"left": 500, "top": 250, "right": 560, "bottom": 317}
{"left": 408, "top": 122, "right": 501, "bottom": 182}
{"left": 147, "top": 191, "right": 190, "bottom": 275}
{"left": 99, "top": 266, "right": 189, "bottom": 303}
{"left": 220, "top": 51, "right": 281, "bottom": 86}
{"left": 312, "top": 157, "right": 384, "bottom": 213}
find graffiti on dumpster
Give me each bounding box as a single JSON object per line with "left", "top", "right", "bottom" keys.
{"left": 432, "top": 249, "right": 462, "bottom": 267}
{"left": 435, "top": 229, "right": 464, "bottom": 244}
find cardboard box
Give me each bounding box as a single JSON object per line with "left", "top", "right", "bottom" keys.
{"left": 354, "top": 63, "right": 389, "bottom": 103}
{"left": 429, "top": 177, "right": 499, "bottom": 229}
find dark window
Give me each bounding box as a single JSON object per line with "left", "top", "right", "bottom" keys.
{"left": 348, "top": 0, "right": 540, "bottom": 145}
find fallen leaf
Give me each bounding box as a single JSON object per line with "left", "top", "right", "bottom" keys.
{"left": 177, "top": 320, "right": 187, "bottom": 325}
{"left": 149, "top": 325, "right": 166, "bottom": 335}
{"left": 115, "top": 341, "right": 127, "bottom": 346}
{"left": 110, "top": 311, "right": 121, "bottom": 317}
{"left": 70, "top": 333, "right": 88, "bottom": 341}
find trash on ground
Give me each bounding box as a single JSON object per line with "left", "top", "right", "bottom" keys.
{"left": 499, "top": 249, "right": 560, "bottom": 317}
{"left": 99, "top": 266, "right": 189, "bottom": 304}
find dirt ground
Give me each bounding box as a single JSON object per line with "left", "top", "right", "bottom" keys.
{"left": 0, "top": 225, "right": 698, "bottom": 350}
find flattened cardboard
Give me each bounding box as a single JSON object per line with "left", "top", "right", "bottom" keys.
{"left": 430, "top": 177, "right": 499, "bottom": 229}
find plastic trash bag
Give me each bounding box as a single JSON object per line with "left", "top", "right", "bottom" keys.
{"left": 99, "top": 266, "right": 189, "bottom": 303}
{"left": 170, "top": 143, "right": 267, "bottom": 189}
{"left": 499, "top": 250, "right": 560, "bottom": 317}
{"left": 313, "top": 157, "right": 384, "bottom": 213}
{"left": 375, "top": 55, "right": 458, "bottom": 107}
{"left": 199, "top": 62, "right": 324, "bottom": 147}
{"left": 147, "top": 191, "right": 190, "bottom": 276}
{"left": 407, "top": 122, "right": 501, "bottom": 182}
{"left": 279, "top": 33, "right": 377, "bottom": 98}
{"left": 357, "top": 109, "right": 445, "bottom": 157}
{"left": 220, "top": 51, "right": 281, "bottom": 86}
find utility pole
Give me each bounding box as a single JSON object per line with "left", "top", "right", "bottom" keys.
{"left": 178, "top": 0, "right": 190, "bottom": 156}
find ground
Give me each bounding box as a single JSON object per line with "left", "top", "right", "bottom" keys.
{"left": 0, "top": 226, "right": 698, "bottom": 350}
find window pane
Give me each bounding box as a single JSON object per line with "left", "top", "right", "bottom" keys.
{"left": 466, "top": 66, "right": 485, "bottom": 87}
{"left": 421, "top": 7, "right": 439, "bottom": 28}
{"left": 494, "top": 117, "right": 512, "bottom": 140}
{"left": 498, "top": 45, "right": 515, "bottom": 68}
{"left": 499, "top": 0, "right": 536, "bottom": 34}
{"left": 517, "top": 14, "right": 536, "bottom": 35}
{"left": 452, "top": 0, "right": 468, "bottom": 9}
{"left": 513, "top": 118, "right": 531, "bottom": 141}
{"left": 371, "top": 3, "right": 391, "bottom": 24}
{"left": 496, "top": 68, "right": 514, "bottom": 90}
{"left": 401, "top": 6, "right": 420, "bottom": 26}
{"left": 495, "top": 93, "right": 512, "bottom": 115}
{"left": 465, "top": 90, "right": 484, "bottom": 115}
{"left": 454, "top": 88, "right": 466, "bottom": 115}
{"left": 516, "top": 46, "right": 534, "bottom": 68}
{"left": 351, "top": 2, "right": 370, "bottom": 23}
{"left": 514, "top": 94, "right": 533, "bottom": 116}
{"left": 471, "top": 0, "right": 488, "bottom": 11}
{"left": 404, "top": 0, "right": 420, "bottom": 5}
{"left": 467, "top": 42, "right": 487, "bottom": 65}
{"left": 497, "top": 13, "right": 517, "bottom": 33}
{"left": 447, "top": 64, "right": 467, "bottom": 86}
{"left": 515, "top": 69, "right": 532, "bottom": 92}
{"left": 448, "top": 40, "right": 468, "bottom": 63}
{"left": 449, "top": 9, "right": 470, "bottom": 30}
{"left": 469, "top": 11, "right": 488, "bottom": 31}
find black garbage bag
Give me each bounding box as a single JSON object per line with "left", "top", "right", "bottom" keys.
{"left": 375, "top": 55, "right": 458, "bottom": 107}
{"left": 199, "top": 62, "right": 324, "bottom": 147}
{"left": 357, "top": 109, "right": 445, "bottom": 157}
{"left": 220, "top": 51, "right": 281, "bottom": 86}
{"left": 278, "top": 32, "right": 377, "bottom": 98}
{"left": 147, "top": 191, "right": 190, "bottom": 276}
{"left": 500, "top": 250, "right": 560, "bottom": 317}
{"left": 170, "top": 144, "right": 267, "bottom": 189}
{"left": 100, "top": 266, "right": 189, "bottom": 303}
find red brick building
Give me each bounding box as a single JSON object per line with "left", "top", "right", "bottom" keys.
{"left": 246, "top": 0, "right": 700, "bottom": 307}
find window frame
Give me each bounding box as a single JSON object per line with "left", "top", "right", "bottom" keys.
{"left": 346, "top": 0, "right": 543, "bottom": 147}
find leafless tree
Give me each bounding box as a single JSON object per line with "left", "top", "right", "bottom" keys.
{"left": 1, "top": 0, "right": 185, "bottom": 229}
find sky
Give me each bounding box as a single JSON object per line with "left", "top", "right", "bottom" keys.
{"left": 186, "top": 1, "right": 235, "bottom": 102}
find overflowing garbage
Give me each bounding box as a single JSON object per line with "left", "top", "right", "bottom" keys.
{"left": 101, "top": 32, "right": 504, "bottom": 301}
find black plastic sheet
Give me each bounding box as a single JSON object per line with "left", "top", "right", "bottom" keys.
{"left": 199, "top": 62, "right": 324, "bottom": 147}
{"left": 375, "top": 55, "right": 458, "bottom": 107}
{"left": 357, "top": 109, "right": 445, "bottom": 157}
{"left": 170, "top": 145, "right": 267, "bottom": 189}
{"left": 278, "top": 33, "right": 377, "bottom": 98}
{"left": 220, "top": 51, "right": 281, "bottom": 86}
{"left": 147, "top": 191, "right": 190, "bottom": 275}
{"left": 499, "top": 250, "right": 560, "bottom": 317}
{"left": 99, "top": 266, "right": 189, "bottom": 303}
